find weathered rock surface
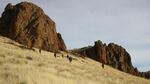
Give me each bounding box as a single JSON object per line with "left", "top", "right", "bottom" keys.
{"left": 72, "top": 40, "right": 148, "bottom": 78}
{"left": 0, "top": 2, "right": 66, "bottom": 52}
{"left": 57, "top": 33, "right": 66, "bottom": 51}
{"left": 142, "top": 71, "right": 150, "bottom": 79}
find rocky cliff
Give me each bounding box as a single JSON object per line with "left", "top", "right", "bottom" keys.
{"left": 143, "top": 71, "right": 150, "bottom": 79}
{"left": 0, "top": 2, "right": 66, "bottom": 52}
{"left": 72, "top": 40, "right": 147, "bottom": 78}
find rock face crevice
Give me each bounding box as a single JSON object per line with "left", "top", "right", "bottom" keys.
{"left": 72, "top": 40, "right": 147, "bottom": 78}
{"left": 0, "top": 2, "right": 66, "bottom": 52}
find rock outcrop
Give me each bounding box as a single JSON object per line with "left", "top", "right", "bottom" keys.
{"left": 0, "top": 2, "right": 66, "bottom": 52}
{"left": 142, "top": 71, "right": 150, "bottom": 79}
{"left": 57, "top": 33, "right": 66, "bottom": 51}
{"left": 72, "top": 40, "right": 145, "bottom": 78}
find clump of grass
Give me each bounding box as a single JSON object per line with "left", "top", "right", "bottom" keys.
{"left": 0, "top": 61, "right": 3, "bottom": 65}
{"left": 38, "top": 63, "right": 46, "bottom": 67}
{"left": 20, "top": 81, "right": 27, "bottom": 84}
{"left": 0, "top": 54, "right": 5, "bottom": 58}
{"left": 26, "top": 56, "right": 33, "bottom": 60}
{"left": 3, "top": 73, "right": 9, "bottom": 78}
{"left": 17, "top": 55, "right": 23, "bottom": 58}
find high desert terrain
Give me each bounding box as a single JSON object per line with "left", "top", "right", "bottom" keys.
{"left": 0, "top": 1, "right": 150, "bottom": 84}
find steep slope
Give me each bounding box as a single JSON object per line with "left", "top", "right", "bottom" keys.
{"left": 0, "top": 2, "right": 66, "bottom": 52}
{"left": 72, "top": 40, "right": 146, "bottom": 78}
{"left": 0, "top": 36, "right": 149, "bottom": 84}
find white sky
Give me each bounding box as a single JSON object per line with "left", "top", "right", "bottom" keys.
{"left": 0, "top": 0, "right": 150, "bottom": 72}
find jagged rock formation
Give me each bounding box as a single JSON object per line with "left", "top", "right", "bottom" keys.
{"left": 72, "top": 40, "right": 147, "bottom": 78}
{"left": 142, "top": 71, "right": 150, "bottom": 79}
{"left": 57, "top": 33, "right": 66, "bottom": 51}
{"left": 0, "top": 2, "right": 66, "bottom": 52}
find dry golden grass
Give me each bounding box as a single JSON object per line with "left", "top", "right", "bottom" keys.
{"left": 0, "top": 36, "right": 149, "bottom": 84}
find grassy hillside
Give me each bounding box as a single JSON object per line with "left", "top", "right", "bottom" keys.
{"left": 0, "top": 36, "right": 149, "bottom": 84}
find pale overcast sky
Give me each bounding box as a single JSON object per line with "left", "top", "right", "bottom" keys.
{"left": 0, "top": 0, "right": 150, "bottom": 72}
